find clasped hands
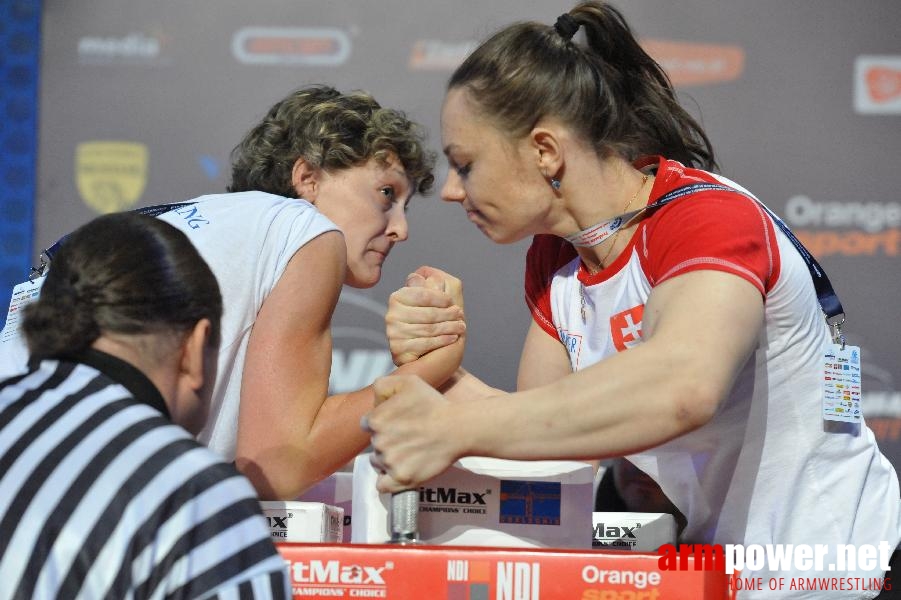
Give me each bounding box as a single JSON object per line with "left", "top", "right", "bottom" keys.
{"left": 362, "top": 266, "right": 467, "bottom": 493}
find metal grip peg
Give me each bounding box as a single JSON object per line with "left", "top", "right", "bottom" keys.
{"left": 389, "top": 489, "right": 419, "bottom": 544}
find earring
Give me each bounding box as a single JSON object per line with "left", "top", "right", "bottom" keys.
{"left": 550, "top": 178, "right": 561, "bottom": 191}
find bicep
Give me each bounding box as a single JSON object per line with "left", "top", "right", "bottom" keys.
{"left": 643, "top": 269, "right": 764, "bottom": 406}
{"left": 237, "top": 231, "right": 346, "bottom": 453}
{"left": 517, "top": 320, "right": 572, "bottom": 390}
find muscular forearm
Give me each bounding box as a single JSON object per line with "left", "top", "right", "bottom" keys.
{"left": 394, "top": 336, "right": 465, "bottom": 388}
{"left": 439, "top": 367, "right": 504, "bottom": 400}
{"left": 450, "top": 342, "right": 722, "bottom": 462}
{"left": 243, "top": 335, "right": 470, "bottom": 499}
{"left": 306, "top": 340, "right": 467, "bottom": 480}
{"left": 305, "top": 388, "right": 375, "bottom": 483}
{"left": 453, "top": 272, "right": 762, "bottom": 462}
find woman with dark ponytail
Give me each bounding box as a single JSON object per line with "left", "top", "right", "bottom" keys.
{"left": 22, "top": 212, "right": 221, "bottom": 367}
{"left": 366, "top": 2, "right": 900, "bottom": 596}
{"left": 0, "top": 212, "right": 290, "bottom": 598}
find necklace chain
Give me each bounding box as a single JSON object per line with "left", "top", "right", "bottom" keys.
{"left": 564, "top": 173, "right": 651, "bottom": 249}
{"left": 580, "top": 173, "right": 650, "bottom": 320}
{"left": 590, "top": 173, "right": 649, "bottom": 273}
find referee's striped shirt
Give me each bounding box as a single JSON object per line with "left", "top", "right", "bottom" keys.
{"left": 0, "top": 349, "right": 290, "bottom": 599}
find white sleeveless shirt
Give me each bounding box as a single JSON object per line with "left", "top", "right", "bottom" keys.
{"left": 157, "top": 191, "right": 339, "bottom": 458}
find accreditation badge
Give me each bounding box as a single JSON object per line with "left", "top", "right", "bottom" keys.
{"left": 2, "top": 276, "right": 45, "bottom": 344}
{"left": 822, "top": 344, "right": 862, "bottom": 423}
{"left": 0, "top": 276, "right": 45, "bottom": 377}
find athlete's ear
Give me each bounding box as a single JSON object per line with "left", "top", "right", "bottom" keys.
{"left": 291, "top": 158, "right": 322, "bottom": 202}
{"left": 178, "top": 318, "right": 211, "bottom": 394}
{"left": 168, "top": 318, "right": 213, "bottom": 435}
{"left": 530, "top": 120, "right": 564, "bottom": 181}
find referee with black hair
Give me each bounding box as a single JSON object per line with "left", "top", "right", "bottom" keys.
{"left": 0, "top": 213, "right": 289, "bottom": 598}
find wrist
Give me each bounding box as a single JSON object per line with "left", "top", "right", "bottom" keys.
{"left": 438, "top": 366, "right": 468, "bottom": 393}
{"left": 411, "top": 339, "right": 465, "bottom": 387}
{"left": 438, "top": 398, "right": 477, "bottom": 461}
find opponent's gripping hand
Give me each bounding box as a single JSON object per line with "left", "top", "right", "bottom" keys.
{"left": 363, "top": 375, "right": 463, "bottom": 493}
{"left": 386, "top": 266, "right": 465, "bottom": 366}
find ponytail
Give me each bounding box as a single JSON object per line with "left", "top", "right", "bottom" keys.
{"left": 571, "top": 2, "right": 717, "bottom": 170}
{"left": 23, "top": 212, "right": 222, "bottom": 361}
{"left": 449, "top": 0, "right": 717, "bottom": 171}
{"left": 22, "top": 277, "right": 102, "bottom": 358}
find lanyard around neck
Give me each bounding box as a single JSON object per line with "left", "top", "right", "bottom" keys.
{"left": 592, "top": 182, "right": 845, "bottom": 327}
{"left": 563, "top": 183, "right": 718, "bottom": 249}
{"left": 29, "top": 201, "right": 197, "bottom": 281}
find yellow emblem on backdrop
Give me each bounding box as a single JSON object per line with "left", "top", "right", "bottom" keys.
{"left": 75, "top": 141, "right": 148, "bottom": 214}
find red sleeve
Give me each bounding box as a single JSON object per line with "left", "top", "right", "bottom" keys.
{"left": 524, "top": 234, "right": 578, "bottom": 338}
{"left": 640, "top": 192, "right": 780, "bottom": 296}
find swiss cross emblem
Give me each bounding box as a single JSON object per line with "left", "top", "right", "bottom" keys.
{"left": 610, "top": 305, "right": 644, "bottom": 351}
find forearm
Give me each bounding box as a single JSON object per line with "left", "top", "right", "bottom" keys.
{"left": 248, "top": 340, "right": 463, "bottom": 499}
{"left": 304, "top": 340, "right": 467, "bottom": 476}
{"left": 452, "top": 273, "right": 762, "bottom": 462}
{"left": 451, "top": 343, "right": 719, "bottom": 462}
{"left": 439, "top": 367, "right": 504, "bottom": 401}
{"left": 305, "top": 388, "right": 376, "bottom": 481}
{"left": 393, "top": 336, "right": 465, "bottom": 388}
{"left": 238, "top": 388, "right": 374, "bottom": 500}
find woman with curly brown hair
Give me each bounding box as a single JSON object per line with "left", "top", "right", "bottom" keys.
{"left": 1, "top": 85, "right": 465, "bottom": 501}
{"left": 174, "top": 84, "right": 465, "bottom": 500}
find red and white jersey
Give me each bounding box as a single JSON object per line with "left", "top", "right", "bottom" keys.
{"left": 527, "top": 157, "right": 780, "bottom": 369}
{"left": 525, "top": 157, "right": 900, "bottom": 596}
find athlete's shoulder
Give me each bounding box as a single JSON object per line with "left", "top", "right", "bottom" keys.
{"left": 636, "top": 160, "right": 779, "bottom": 292}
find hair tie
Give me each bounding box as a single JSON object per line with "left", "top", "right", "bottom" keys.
{"left": 554, "top": 13, "right": 580, "bottom": 41}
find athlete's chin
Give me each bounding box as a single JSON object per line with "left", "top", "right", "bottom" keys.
{"left": 345, "top": 266, "right": 382, "bottom": 289}
{"left": 476, "top": 224, "right": 523, "bottom": 245}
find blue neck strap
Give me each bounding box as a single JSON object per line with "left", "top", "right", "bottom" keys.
{"left": 641, "top": 182, "right": 845, "bottom": 323}
{"left": 30, "top": 201, "right": 197, "bottom": 281}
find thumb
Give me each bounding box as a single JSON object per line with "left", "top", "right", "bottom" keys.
{"left": 372, "top": 374, "right": 415, "bottom": 405}
{"left": 406, "top": 272, "right": 427, "bottom": 288}
{"left": 423, "top": 275, "right": 446, "bottom": 292}
{"left": 413, "top": 266, "right": 448, "bottom": 292}
{"left": 372, "top": 374, "right": 433, "bottom": 407}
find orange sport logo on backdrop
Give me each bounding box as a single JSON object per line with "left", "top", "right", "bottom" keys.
{"left": 855, "top": 55, "right": 901, "bottom": 114}
{"left": 640, "top": 40, "right": 745, "bottom": 86}
{"left": 784, "top": 194, "right": 901, "bottom": 258}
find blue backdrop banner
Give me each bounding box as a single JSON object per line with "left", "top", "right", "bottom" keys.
{"left": 0, "top": 0, "right": 40, "bottom": 316}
